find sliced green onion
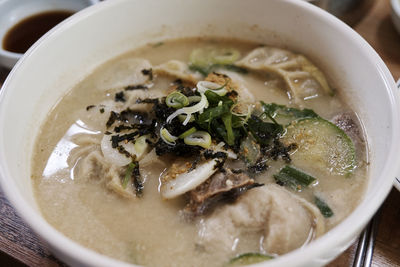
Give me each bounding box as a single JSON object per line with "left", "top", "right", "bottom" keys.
{"left": 314, "top": 196, "right": 334, "bottom": 218}
{"left": 166, "top": 91, "right": 189, "bottom": 108}
{"left": 178, "top": 127, "right": 197, "bottom": 139}
{"left": 197, "top": 81, "right": 228, "bottom": 96}
{"left": 160, "top": 127, "right": 178, "bottom": 145}
{"left": 212, "top": 48, "right": 240, "bottom": 65}
{"left": 189, "top": 47, "right": 214, "bottom": 67}
{"left": 122, "top": 162, "right": 136, "bottom": 189}
{"left": 189, "top": 47, "right": 240, "bottom": 67}
{"left": 274, "top": 165, "right": 316, "bottom": 191}
{"left": 178, "top": 114, "right": 195, "bottom": 123}
{"left": 166, "top": 92, "right": 209, "bottom": 125}
{"left": 188, "top": 95, "right": 202, "bottom": 103}
{"left": 184, "top": 131, "right": 212, "bottom": 148}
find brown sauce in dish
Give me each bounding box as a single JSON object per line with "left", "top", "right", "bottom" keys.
{"left": 2, "top": 10, "right": 74, "bottom": 54}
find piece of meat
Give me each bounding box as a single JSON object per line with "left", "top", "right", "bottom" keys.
{"left": 196, "top": 184, "right": 325, "bottom": 255}
{"left": 184, "top": 169, "right": 259, "bottom": 216}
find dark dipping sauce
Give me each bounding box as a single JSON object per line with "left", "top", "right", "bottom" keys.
{"left": 2, "top": 10, "right": 74, "bottom": 54}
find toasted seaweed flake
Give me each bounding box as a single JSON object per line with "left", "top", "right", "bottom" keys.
{"left": 125, "top": 84, "right": 148, "bottom": 91}
{"left": 141, "top": 68, "right": 153, "bottom": 80}
{"left": 100, "top": 108, "right": 105, "bottom": 114}
{"left": 111, "top": 132, "right": 139, "bottom": 148}
{"left": 86, "top": 105, "right": 95, "bottom": 111}
{"left": 136, "top": 98, "right": 159, "bottom": 104}
{"left": 115, "top": 91, "right": 126, "bottom": 102}
{"left": 132, "top": 162, "right": 143, "bottom": 197}
{"left": 248, "top": 159, "right": 268, "bottom": 174}
{"left": 106, "top": 111, "right": 119, "bottom": 128}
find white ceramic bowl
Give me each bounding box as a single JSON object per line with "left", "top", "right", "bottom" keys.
{"left": 0, "top": 0, "right": 98, "bottom": 69}
{"left": 0, "top": 0, "right": 399, "bottom": 266}
{"left": 391, "top": 0, "right": 400, "bottom": 35}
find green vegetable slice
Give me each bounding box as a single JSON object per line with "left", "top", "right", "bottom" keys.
{"left": 184, "top": 131, "right": 212, "bottom": 148}
{"left": 280, "top": 117, "right": 356, "bottom": 176}
{"left": 166, "top": 91, "right": 189, "bottom": 109}
{"left": 189, "top": 47, "right": 240, "bottom": 67}
{"left": 274, "top": 165, "right": 316, "bottom": 191}
{"left": 315, "top": 196, "right": 334, "bottom": 218}
{"left": 261, "top": 102, "right": 319, "bottom": 125}
{"left": 247, "top": 116, "right": 283, "bottom": 145}
{"left": 122, "top": 162, "right": 136, "bottom": 189}
{"left": 178, "top": 127, "right": 197, "bottom": 139}
{"left": 189, "top": 47, "right": 243, "bottom": 76}
{"left": 229, "top": 253, "right": 273, "bottom": 266}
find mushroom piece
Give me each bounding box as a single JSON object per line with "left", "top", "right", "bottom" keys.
{"left": 184, "top": 168, "right": 260, "bottom": 216}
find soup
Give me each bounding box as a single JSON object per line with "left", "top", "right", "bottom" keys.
{"left": 32, "top": 38, "right": 368, "bottom": 267}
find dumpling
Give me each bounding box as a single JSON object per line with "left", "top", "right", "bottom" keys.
{"left": 196, "top": 184, "right": 325, "bottom": 255}
{"left": 153, "top": 60, "right": 202, "bottom": 84}
{"left": 235, "top": 47, "right": 333, "bottom": 104}
{"left": 95, "top": 58, "right": 153, "bottom": 90}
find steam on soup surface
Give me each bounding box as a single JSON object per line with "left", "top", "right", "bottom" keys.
{"left": 32, "top": 38, "right": 368, "bottom": 267}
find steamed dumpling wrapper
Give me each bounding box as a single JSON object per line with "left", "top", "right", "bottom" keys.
{"left": 197, "top": 184, "right": 325, "bottom": 255}
{"left": 235, "top": 46, "right": 333, "bottom": 104}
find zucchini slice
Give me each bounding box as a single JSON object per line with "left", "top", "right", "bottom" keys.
{"left": 281, "top": 118, "right": 356, "bottom": 176}
{"left": 229, "top": 253, "right": 273, "bottom": 266}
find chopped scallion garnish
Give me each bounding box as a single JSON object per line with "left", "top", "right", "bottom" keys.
{"left": 315, "top": 196, "right": 334, "bottom": 218}
{"left": 166, "top": 91, "right": 189, "bottom": 109}
{"left": 274, "top": 165, "right": 316, "bottom": 191}
{"left": 178, "top": 127, "right": 197, "bottom": 139}
{"left": 184, "top": 131, "right": 212, "bottom": 148}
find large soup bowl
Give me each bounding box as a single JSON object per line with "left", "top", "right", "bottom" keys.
{"left": 0, "top": 0, "right": 399, "bottom": 266}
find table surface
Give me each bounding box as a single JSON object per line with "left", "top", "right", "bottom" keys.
{"left": 0, "top": 0, "right": 400, "bottom": 266}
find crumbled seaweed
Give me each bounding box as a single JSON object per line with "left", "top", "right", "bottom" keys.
{"left": 213, "top": 159, "right": 226, "bottom": 171}
{"left": 247, "top": 159, "right": 268, "bottom": 174}
{"left": 225, "top": 90, "right": 238, "bottom": 99}
{"left": 203, "top": 150, "right": 228, "bottom": 160}
{"left": 106, "top": 109, "right": 151, "bottom": 129}
{"left": 153, "top": 98, "right": 177, "bottom": 122}
{"left": 136, "top": 98, "right": 159, "bottom": 104}
{"left": 115, "top": 91, "right": 126, "bottom": 102}
{"left": 125, "top": 84, "right": 148, "bottom": 91}
{"left": 86, "top": 105, "right": 95, "bottom": 111}
{"left": 132, "top": 162, "right": 143, "bottom": 197}
{"left": 100, "top": 108, "right": 105, "bottom": 114}
{"left": 155, "top": 139, "right": 203, "bottom": 157}
{"left": 106, "top": 111, "right": 119, "bottom": 128}
{"left": 114, "top": 125, "right": 134, "bottom": 133}
{"left": 104, "top": 131, "right": 112, "bottom": 135}
{"left": 262, "top": 139, "right": 297, "bottom": 163}
{"left": 117, "top": 145, "right": 132, "bottom": 158}
{"left": 141, "top": 68, "right": 153, "bottom": 80}
{"left": 176, "top": 84, "right": 196, "bottom": 96}
{"left": 188, "top": 154, "right": 203, "bottom": 172}
{"left": 111, "top": 132, "right": 139, "bottom": 148}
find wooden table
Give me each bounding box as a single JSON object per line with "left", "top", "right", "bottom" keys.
{"left": 0, "top": 0, "right": 399, "bottom": 266}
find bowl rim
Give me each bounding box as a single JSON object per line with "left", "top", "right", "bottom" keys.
{"left": 0, "top": 0, "right": 399, "bottom": 266}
